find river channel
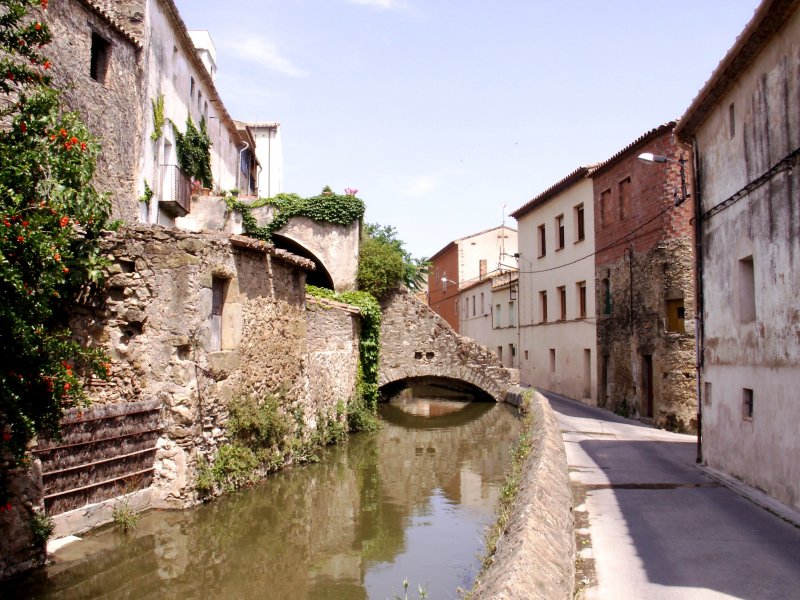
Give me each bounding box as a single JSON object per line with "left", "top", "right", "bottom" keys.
{"left": 6, "top": 398, "right": 522, "bottom": 599}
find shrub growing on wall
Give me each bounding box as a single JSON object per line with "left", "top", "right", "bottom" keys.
{"left": 0, "top": 0, "right": 111, "bottom": 503}
{"left": 174, "top": 116, "right": 212, "bottom": 188}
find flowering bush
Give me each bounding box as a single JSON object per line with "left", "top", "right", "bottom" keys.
{"left": 0, "top": 0, "right": 111, "bottom": 502}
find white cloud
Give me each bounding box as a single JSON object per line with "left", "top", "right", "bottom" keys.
{"left": 346, "top": 0, "right": 407, "bottom": 10}
{"left": 224, "top": 35, "right": 308, "bottom": 78}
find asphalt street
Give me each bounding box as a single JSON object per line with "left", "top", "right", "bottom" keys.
{"left": 544, "top": 391, "right": 800, "bottom": 600}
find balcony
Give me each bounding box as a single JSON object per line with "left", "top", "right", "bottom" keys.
{"left": 157, "top": 164, "right": 191, "bottom": 217}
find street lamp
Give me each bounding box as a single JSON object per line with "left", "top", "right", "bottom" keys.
{"left": 638, "top": 152, "right": 689, "bottom": 207}
{"left": 440, "top": 275, "right": 457, "bottom": 292}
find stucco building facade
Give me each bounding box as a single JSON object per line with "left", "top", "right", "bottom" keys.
{"left": 511, "top": 167, "right": 598, "bottom": 403}
{"left": 675, "top": 0, "right": 800, "bottom": 511}
{"left": 428, "top": 225, "right": 517, "bottom": 332}
{"left": 592, "top": 123, "right": 697, "bottom": 432}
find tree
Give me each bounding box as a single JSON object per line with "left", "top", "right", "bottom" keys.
{"left": 0, "top": 0, "right": 110, "bottom": 503}
{"left": 356, "top": 223, "right": 429, "bottom": 300}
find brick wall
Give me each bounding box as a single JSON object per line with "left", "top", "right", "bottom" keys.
{"left": 428, "top": 244, "right": 460, "bottom": 331}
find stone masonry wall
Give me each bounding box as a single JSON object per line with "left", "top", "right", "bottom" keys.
{"left": 470, "top": 388, "right": 575, "bottom": 600}
{"left": 49, "top": 0, "right": 144, "bottom": 223}
{"left": 379, "top": 288, "right": 518, "bottom": 402}
{"left": 596, "top": 238, "right": 697, "bottom": 432}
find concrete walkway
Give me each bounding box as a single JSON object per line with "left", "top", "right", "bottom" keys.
{"left": 544, "top": 391, "right": 800, "bottom": 600}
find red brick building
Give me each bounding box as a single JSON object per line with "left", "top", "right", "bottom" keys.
{"left": 593, "top": 122, "right": 697, "bottom": 431}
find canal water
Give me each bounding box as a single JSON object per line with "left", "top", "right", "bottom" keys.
{"left": 5, "top": 398, "right": 522, "bottom": 599}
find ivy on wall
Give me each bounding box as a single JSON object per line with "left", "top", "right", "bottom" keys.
{"left": 224, "top": 188, "right": 365, "bottom": 242}
{"left": 150, "top": 95, "right": 165, "bottom": 142}
{"left": 306, "top": 285, "right": 381, "bottom": 410}
{"left": 174, "top": 116, "right": 212, "bottom": 188}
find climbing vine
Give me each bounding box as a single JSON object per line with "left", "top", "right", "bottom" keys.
{"left": 0, "top": 0, "right": 111, "bottom": 504}
{"left": 150, "top": 95, "right": 165, "bottom": 142}
{"left": 174, "top": 115, "right": 212, "bottom": 188}
{"left": 306, "top": 285, "right": 381, "bottom": 410}
{"left": 224, "top": 187, "right": 365, "bottom": 242}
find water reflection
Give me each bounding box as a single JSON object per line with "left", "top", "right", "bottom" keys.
{"left": 4, "top": 399, "right": 521, "bottom": 600}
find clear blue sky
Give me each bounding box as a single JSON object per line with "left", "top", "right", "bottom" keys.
{"left": 175, "top": 0, "right": 760, "bottom": 259}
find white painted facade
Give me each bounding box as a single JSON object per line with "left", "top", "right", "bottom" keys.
{"left": 139, "top": 0, "right": 244, "bottom": 226}
{"left": 248, "top": 122, "right": 284, "bottom": 198}
{"left": 513, "top": 174, "right": 597, "bottom": 403}
{"left": 675, "top": 0, "right": 800, "bottom": 512}
{"left": 457, "top": 226, "right": 517, "bottom": 286}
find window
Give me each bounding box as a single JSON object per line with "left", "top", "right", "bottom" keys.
{"left": 556, "top": 214, "right": 565, "bottom": 250}
{"left": 494, "top": 304, "right": 502, "bottom": 328}
{"left": 190, "top": 76, "right": 196, "bottom": 100}
{"left": 577, "top": 281, "right": 587, "bottom": 318}
{"left": 742, "top": 388, "right": 754, "bottom": 420}
{"left": 558, "top": 286, "right": 567, "bottom": 320}
{"left": 738, "top": 256, "right": 755, "bottom": 323}
{"left": 508, "top": 301, "right": 515, "bottom": 326}
{"left": 472, "top": 295, "right": 476, "bottom": 317}
{"left": 90, "top": 31, "right": 111, "bottom": 83}
{"left": 539, "top": 290, "right": 548, "bottom": 323}
{"left": 618, "top": 177, "right": 631, "bottom": 220}
{"left": 600, "top": 189, "right": 611, "bottom": 225}
{"left": 480, "top": 292, "right": 485, "bottom": 315}
{"left": 666, "top": 298, "right": 685, "bottom": 332}
{"left": 538, "top": 224, "right": 546, "bottom": 257}
{"left": 204, "top": 101, "right": 209, "bottom": 123}
{"left": 729, "top": 103, "right": 736, "bottom": 139}
{"left": 198, "top": 90, "right": 203, "bottom": 113}
{"left": 703, "top": 382, "right": 712, "bottom": 407}
{"left": 549, "top": 348, "right": 556, "bottom": 372}
{"left": 497, "top": 346, "right": 503, "bottom": 361}
{"left": 211, "top": 276, "right": 228, "bottom": 351}
{"left": 602, "top": 277, "right": 611, "bottom": 315}
{"left": 479, "top": 259, "right": 487, "bottom": 278}
{"left": 464, "top": 297, "right": 469, "bottom": 319}
{"left": 575, "top": 204, "right": 585, "bottom": 242}
{"left": 524, "top": 350, "right": 529, "bottom": 361}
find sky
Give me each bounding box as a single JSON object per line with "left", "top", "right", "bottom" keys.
{"left": 174, "top": 0, "right": 761, "bottom": 259}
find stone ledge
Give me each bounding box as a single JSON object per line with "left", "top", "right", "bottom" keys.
{"left": 471, "top": 388, "right": 575, "bottom": 600}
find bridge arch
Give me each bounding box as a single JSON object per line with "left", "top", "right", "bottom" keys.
{"left": 271, "top": 233, "right": 334, "bottom": 289}
{"left": 379, "top": 289, "right": 517, "bottom": 403}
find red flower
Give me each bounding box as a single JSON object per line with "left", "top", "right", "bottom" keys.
{"left": 41, "top": 0, "right": 48, "bottom": 9}
{"left": 43, "top": 61, "right": 50, "bottom": 70}
{"left": 59, "top": 128, "right": 67, "bottom": 138}
{"left": 49, "top": 134, "right": 55, "bottom": 141}
{"left": 17, "top": 235, "right": 24, "bottom": 243}
{"left": 35, "top": 22, "right": 42, "bottom": 30}
{"left": 6, "top": 72, "right": 13, "bottom": 81}
{"left": 22, "top": 220, "right": 28, "bottom": 227}
{"left": 53, "top": 252, "right": 60, "bottom": 261}
{"left": 59, "top": 216, "right": 69, "bottom": 227}
{"left": 62, "top": 267, "right": 69, "bottom": 273}
{"left": 3, "top": 220, "right": 9, "bottom": 227}
{"left": 19, "top": 121, "right": 26, "bottom": 133}
{"left": 80, "top": 142, "right": 87, "bottom": 151}
{"left": 63, "top": 382, "right": 70, "bottom": 391}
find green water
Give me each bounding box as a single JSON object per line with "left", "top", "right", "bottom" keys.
{"left": 5, "top": 399, "right": 522, "bottom": 599}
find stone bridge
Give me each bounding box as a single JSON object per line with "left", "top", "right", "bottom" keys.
{"left": 379, "top": 289, "right": 518, "bottom": 402}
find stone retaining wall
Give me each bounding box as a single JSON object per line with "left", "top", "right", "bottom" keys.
{"left": 470, "top": 387, "right": 575, "bottom": 600}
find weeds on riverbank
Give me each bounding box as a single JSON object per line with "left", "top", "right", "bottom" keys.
{"left": 463, "top": 390, "right": 535, "bottom": 598}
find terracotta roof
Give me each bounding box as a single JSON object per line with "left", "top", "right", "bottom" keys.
{"left": 77, "top": 0, "right": 142, "bottom": 48}
{"left": 510, "top": 165, "right": 598, "bottom": 220}
{"left": 675, "top": 0, "right": 800, "bottom": 140}
{"left": 590, "top": 122, "right": 677, "bottom": 178}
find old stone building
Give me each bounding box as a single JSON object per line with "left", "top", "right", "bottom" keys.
{"left": 48, "top": 0, "right": 144, "bottom": 223}
{"left": 676, "top": 0, "right": 800, "bottom": 511}
{"left": 593, "top": 123, "right": 697, "bottom": 432}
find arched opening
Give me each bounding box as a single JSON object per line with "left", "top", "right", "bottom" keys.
{"left": 379, "top": 376, "right": 495, "bottom": 404}
{"left": 271, "top": 233, "right": 334, "bottom": 290}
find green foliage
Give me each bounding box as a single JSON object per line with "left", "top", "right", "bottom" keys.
{"left": 307, "top": 285, "right": 381, "bottom": 410}
{"left": 0, "top": 0, "right": 111, "bottom": 504}
{"left": 358, "top": 223, "right": 429, "bottom": 300}
{"left": 30, "top": 511, "right": 54, "bottom": 547}
{"left": 228, "top": 393, "right": 291, "bottom": 452}
{"left": 225, "top": 187, "right": 365, "bottom": 242}
{"left": 111, "top": 499, "right": 139, "bottom": 534}
{"left": 174, "top": 115, "right": 212, "bottom": 188}
{"left": 140, "top": 179, "right": 153, "bottom": 204}
{"left": 150, "top": 95, "right": 165, "bottom": 142}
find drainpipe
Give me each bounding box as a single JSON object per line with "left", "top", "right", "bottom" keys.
{"left": 691, "top": 138, "right": 704, "bottom": 464}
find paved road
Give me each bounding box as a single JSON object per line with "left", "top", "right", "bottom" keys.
{"left": 544, "top": 391, "right": 800, "bottom": 600}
